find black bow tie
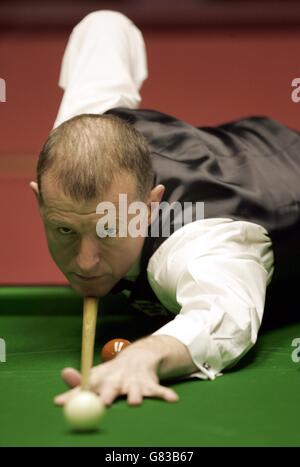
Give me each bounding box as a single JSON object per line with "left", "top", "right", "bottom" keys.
{"left": 110, "top": 278, "right": 136, "bottom": 294}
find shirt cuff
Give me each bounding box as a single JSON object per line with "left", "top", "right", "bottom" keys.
{"left": 152, "top": 313, "right": 222, "bottom": 380}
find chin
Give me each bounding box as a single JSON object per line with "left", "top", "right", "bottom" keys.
{"left": 70, "top": 280, "right": 113, "bottom": 297}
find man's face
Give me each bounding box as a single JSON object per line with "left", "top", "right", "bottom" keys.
{"left": 35, "top": 172, "right": 148, "bottom": 297}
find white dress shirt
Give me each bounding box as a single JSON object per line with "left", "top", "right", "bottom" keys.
{"left": 54, "top": 11, "right": 275, "bottom": 380}
{"left": 147, "top": 218, "right": 274, "bottom": 380}
{"left": 53, "top": 10, "right": 148, "bottom": 129}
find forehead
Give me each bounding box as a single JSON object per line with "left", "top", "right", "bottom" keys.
{"left": 41, "top": 171, "right": 137, "bottom": 219}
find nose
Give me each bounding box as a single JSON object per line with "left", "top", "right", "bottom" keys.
{"left": 76, "top": 236, "right": 101, "bottom": 274}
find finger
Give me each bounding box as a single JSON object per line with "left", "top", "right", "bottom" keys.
{"left": 146, "top": 384, "right": 179, "bottom": 403}
{"left": 127, "top": 385, "right": 143, "bottom": 406}
{"left": 54, "top": 386, "right": 81, "bottom": 406}
{"left": 61, "top": 367, "right": 81, "bottom": 388}
{"left": 100, "top": 385, "right": 121, "bottom": 407}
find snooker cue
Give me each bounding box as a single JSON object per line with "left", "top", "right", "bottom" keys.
{"left": 81, "top": 297, "right": 99, "bottom": 391}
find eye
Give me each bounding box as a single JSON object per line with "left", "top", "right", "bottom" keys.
{"left": 106, "top": 227, "right": 117, "bottom": 235}
{"left": 57, "top": 227, "right": 74, "bottom": 235}
{"left": 96, "top": 222, "right": 117, "bottom": 238}
{"left": 103, "top": 223, "right": 117, "bottom": 236}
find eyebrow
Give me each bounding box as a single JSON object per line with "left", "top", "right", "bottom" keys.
{"left": 46, "top": 217, "right": 75, "bottom": 227}
{"left": 47, "top": 214, "right": 121, "bottom": 225}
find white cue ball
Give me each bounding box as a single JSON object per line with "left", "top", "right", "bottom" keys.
{"left": 63, "top": 391, "right": 105, "bottom": 431}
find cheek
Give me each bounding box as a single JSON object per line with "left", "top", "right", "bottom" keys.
{"left": 115, "top": 237, "right": 144, "bottom": 271}
{"left": 45, "top": 231, "right": 74, "bottom": 267}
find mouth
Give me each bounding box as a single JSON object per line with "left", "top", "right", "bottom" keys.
{"left": 72, "top": 273, "right": 102, "bottom": 282}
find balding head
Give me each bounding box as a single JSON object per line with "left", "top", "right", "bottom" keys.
{"left": 37, "top": 113, "right": 154, "bottom": 203}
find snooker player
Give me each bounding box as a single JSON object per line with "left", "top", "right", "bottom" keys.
{"left": 30, "top": 11, "right": 300, "bottom": 407}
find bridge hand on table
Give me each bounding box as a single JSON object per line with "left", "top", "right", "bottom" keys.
{"left": 54, "top": 340, "right": 179, "bottom": 406}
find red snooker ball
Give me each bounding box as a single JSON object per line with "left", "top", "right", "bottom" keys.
{"left": 101, "top": 338, "right": 131, "bottom": 362}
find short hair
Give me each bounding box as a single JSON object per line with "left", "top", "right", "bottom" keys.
{"left": 36, "top": 113, "right": 155, "bottom": 203}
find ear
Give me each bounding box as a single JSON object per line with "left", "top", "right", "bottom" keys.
{"left": 147, "top": 184, "right": 165, "bottom": 225}
{"left": 29, "top": 181, "right": 42, "bottom": 209}
{"left": 29, "top": 181, "right": 39, "bottom": 198}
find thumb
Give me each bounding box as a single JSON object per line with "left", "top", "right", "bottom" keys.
{"left": 61, "top": 367, "right": 81, "bottom": 388}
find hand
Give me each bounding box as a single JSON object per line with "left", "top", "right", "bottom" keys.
{"left": 54, "top": 337, "right": 180, "bottom": 406}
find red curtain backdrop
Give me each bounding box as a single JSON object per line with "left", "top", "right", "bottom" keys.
{"left": 1, "top": 13, "right": 300, "bottom": 283}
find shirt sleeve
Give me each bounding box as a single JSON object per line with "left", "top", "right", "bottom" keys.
{"left": 148, "top": 218, "right": 274, "bottom": 380}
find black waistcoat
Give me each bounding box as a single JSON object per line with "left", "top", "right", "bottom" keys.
{"left": 105, "top": 108, "right": 300, "bottom": 305}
